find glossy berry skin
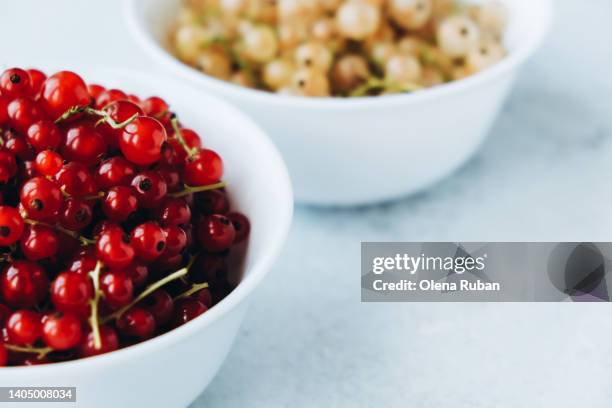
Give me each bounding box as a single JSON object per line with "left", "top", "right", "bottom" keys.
{"left": 0, "top": 95, "right": 9, "bottom": 125}
{"left": 125, "top": 263, "right": 148, "bottom": 288}
{"left": 142, "top": 289, "right": 173, "bottom": 326}
{"left": 6, "top": 310, "right": 42, "bottom": 345}
{"left": 98, "top": 100, "right": 143, "bottom": 148}
{"left": 169, "top": 128, "right": 201, "bottom": 163}
{"left": 20, "top": 176, "right": 63, "bottom": 222}
{"left": 0, "top": 205, "right": 24, "bottom": 246}
{"left": 197, "top": 215, "right": 236, "bottom": 252}
{"left": 154, "top": 198, "right": 191, "bottom": 227}
{"left": 7, "top": 97, "right": 44, "bottom": 134}
{"left": 120, "top": 116, "right": 167, "bottom": 165}
{"left": 183, "top": 149, "right": 224, "bottom": 186}
{"left": 193, "top": 288, "right": 213, "bottom": 308}
{"left": 0, "top": 149, "right": 18, "bottom": 182}
{"left": 96, "top": 228, "right": 135, "bottom": 269}
{"left": 55, "top": 162, "right": 97, "bottom": 197}
{"left": 39, "top": 71, "right": 91, "bottom": 120}
{"left": 162, "top": 225, "right": 188, "bottom": 257}
{"left": 100, "top": 270, "right": 133, "bottom": 310}
{"left": 27, "top": 69, "right": 46, "bottom": 97}
{"left": 62, "top": 124, "right": 107, "bottom": 166}
{"left": 130, "top": 222, "right": 166, "bottom": 262}
{"left": 0, "top": 261, "right": 49, "bottom": 308}
{"left": 60, "top": 198, "right": 93, "bottom": 231}
{"left": 50, "top": 271, "right": 93, "bottom": 319}
{"left": 131, "top": 171, "right": 167, "bottom": 208}
{"left": 142, "top": 96, "right": 168, "bottom": 118}
{"left": 227, "top": 212, "right": 250, "bottom": 244}
{"left": 87, "top": 84, "right": 105, "bottom": 100}
{"left": 96, "top": 157, "right": 135, "bottom": 190}
{"left": 41, "top": 312, "right": 82, "bottom": 350}
{"left": 155, "top": 164, "right": 181, "bottom": 192}
{"left": 117, "top": 307, "right": 156, "bottom": 340}
{"left": 103, "top": 186, "right": 138, "bottom": 222}
{"left": 21, "top": 224, "right": 60, "bottom": 261}
{"left": 5, "top": 136, "right": 35, "bottom": 161}
{"left": 26, "top": 120, "right": 62, "bottom": 152}
{"left": 67, "top": 249, "right": 97, "bottom": 275}
{"left": 171, "top": 298, "right": 207, "bottom": 328}
{"left": 79, "top": 325, "right": 119, "bottom": 357}
{"left": 35, "top": 150, "right": 63, "bottom": 177}
{"left": 0, "top": 343, "right": 6, "bottom": 366}
{"left": 0, "top": 68, "right": 32, "bottom": 98}
{"left": 95, "top": 88, "right": 127, "bottom": 109}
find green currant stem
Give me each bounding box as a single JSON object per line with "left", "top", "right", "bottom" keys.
{"left": 170, "top": 117, "right": 198, "bottom": 159}
{"left": 82, "top": 191, "right": 106, "bottom": 201}
{"left": 101, "top": 256, "right": 197, "bottom": 324}
{"left": 4, "top": 344, "right": 54, "bottom": 360}
{"left": 23, "top": 218, "right": 95, "bottom": 246}
{"left": 349, "top": 77, "right": 422, "bottom": 97}
{"left": 169, "top": 181, "right": 227, "bottom": 198}
{"left": 173, "top": 282, "right": 209, "bottom": 302}
{"left": 88, "top": 261, "right": 104, "bottom": 350}
{"left": 55, "top": 106, "right": 137, "bottom": 129}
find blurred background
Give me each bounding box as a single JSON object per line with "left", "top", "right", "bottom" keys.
{"left": 4, "top": 0, "right": 612, "bottom": 407}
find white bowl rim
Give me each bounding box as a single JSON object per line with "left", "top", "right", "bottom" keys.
{"left": 0, "top": 68, "right": 294, "bottom": 374}
{"left": 123, "top": 0, "right": 554, "bottom": 111}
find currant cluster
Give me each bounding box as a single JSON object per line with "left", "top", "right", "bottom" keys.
{"left": 0, "top": 67, "right": 250, "bottom": 366}
{"left": 171, "top": 0, "right": 507, "bottom": 97}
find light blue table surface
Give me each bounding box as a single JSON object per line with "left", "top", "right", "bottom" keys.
{"left": 3, "top": 0, "right": 612, "bottom": 406}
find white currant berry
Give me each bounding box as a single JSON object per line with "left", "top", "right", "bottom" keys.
{"left": 437, "top": 15, "right": 480, "bottom": 58}
{"left": 385, "top": 54, "right": 422, "bottom": 84}
{"left": 291, "top": 68, "right": 330, "bottom": 96}
{"left": 465, "top": 39, "right": 506, "bottom": 73}
{"left": 242, "top": 25, "right": 279, "bottom": 63}
{"left": 263, "top": 59, "right": 295, "bottom": 90}
{"left": 336, "top": 0, "right": 381, "bottom": 40}
{"left": 332, "top": 54, "right": 370, "bottom": 92}
{"left": 174, "top": 24, "right": 208, "bottom": 64}
{"left": 389, "top": 0, "right": 433, "bottom": 30}
{"left": 195, "top": 49, "right": 232, "bottom": 80}
{"left": 294, "top": 42, "right": 333, "bottom": 71}
{"left": 368, "top": 41, "right": 397, "bottom": 67}
{"left": 473, "top": 1, "right": 508, "bottom": 36}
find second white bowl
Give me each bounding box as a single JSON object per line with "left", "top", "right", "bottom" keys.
{"left": 125, "top": 0, "right": 552, "bottom": 206}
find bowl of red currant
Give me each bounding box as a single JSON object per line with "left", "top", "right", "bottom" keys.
{"left": 0, "top": 67, "right": 293, "bottom": 407}
{"left": 124, "top": 0, "right": 552, "bottom": 205}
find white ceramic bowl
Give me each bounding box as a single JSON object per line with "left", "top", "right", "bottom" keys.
{"left": 125, "top": 0, "right": 552, "bottom": 206}
{"left": 0, "top": 69, "right": 293, "bottom": 408}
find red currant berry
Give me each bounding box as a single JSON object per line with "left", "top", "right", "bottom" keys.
{"left": 60, "top": 198, "right": 92, "bottom": 231}
{"left": 227, "top": 212, "right": 250, "bottom": 244}
{"left": 0, "top": 149, "right": 17, "bottom": 182}
{"left": 154, "top": 198, "right": 191, "bottom": 227}
{"left": 142, "top": 96, "right": 169, "bottom": 118}
{"left": 34, "top": 150, "right": 63, "bottom": 177}
{"left": 95, "top": 89, "right": 127, "bottom": 109}
{"left": 195, "top": 189, "right": 229, "bottom": 215}
{"left": 27, "top": 69, "right": 46, "bottom": 97}
{"left": 162, "top": 225, "right": 188, "bottom": 257}
{"left": 0, "top": 68, "right": 32, "bottom": 98}
{"left": 98, "top": 100, "right": 143, "bottom": 148}
{"left": 131, "top": 171, "right": 167, "bottom": 208}
{"left": 100, "top": 270, "right": 133, "bottom": 310}
{"left": 117, "top": 307, "right": 156, "bottom": 339}
{"left": 120, "top": 116, "right": 167, "bottom": 165}
{"left": 0, "top": 96, "right": 10, "bottom": 126}
{"left": 0, "top": 304, "right": 10, "bottom": 326}
{"left": 79, "top": 325, "right": 119, "bottom": 357}
{"left": 0, "top": 260, "right": 48, "bottom": 308}
{"left": 20, "top": 176, "right": 62, "bottom": 222}
{"left": 41, "top": 312, "right": 82, "bottom": 350}
{"left": 26, "top": 120, "right": 62, "bottom": 151}
{"left": 0, "top": 343, "right": 6, "bottom": 366}
{"left": 4, "top": 136, "right": 35, "bottom": 161}
{"left": 6, "top": 310, "right": 42, "bottom": 345}
{"left": 183, "top": 149, "right": 223, "bottom": 187}
{"left": 62, "top": 124, "right": 107, "bottom": 166}
{"left": 169, "top": 128, "right": 202, "bottom": 162}
{"left": 50, "top": 271, "right": 93, "bottom": 318}
{"left": 130, "top": 222, "right": 166, "bottom": 262}
{"left": 125, "top": 263, "right": 148, "bottom": 288}
{"left": 102, "top": 186, "right": 138, "bottom": 222}
{"left": 96, "top": 228, "right": 135, "bottom": 269}
{"left": 21, "top": 224, "right": 60, "bottom": 261}
{"left": 192, "top": 287, "right": 213, "bottom": 308}
{"left": 142, "top": 289, "right": 174, "bottom": 326}
{"left": 39, "top": 71, "right": 91, "bottom": 120}
{"left": 197, "top": 215, "right": 236, "bottom": 252}
{"left": 95, "top": 157, "right": 135, "bottom": 189}
{"left": 171, "top": 298, "right": 207, "bottom": 328}
{"left": 55, "top": 162, "right": 97, "bottom": 197}
{"left": 0, "top": 205, "right": 24, "bottom": 246}
{"left": 87, "top": 84, "right": 105, "bottom": 100}
{"left": 7, "top": 97, "right": 44, "bottom": 134}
